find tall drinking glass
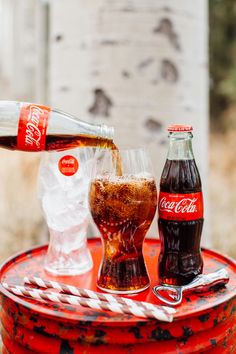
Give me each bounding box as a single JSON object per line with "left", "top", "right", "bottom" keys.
{"left": 89, "top": 148, "right": 157, "bottom": 294}
{"left": 38, "top": 148, "right": 94, "bottom": 275}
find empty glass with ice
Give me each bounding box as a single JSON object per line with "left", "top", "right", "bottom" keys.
{"left": 89, "top": 148, "right": 157, "bottom": 294}
{"left": 38, "top": 148, "right": 94, "bottom": 275}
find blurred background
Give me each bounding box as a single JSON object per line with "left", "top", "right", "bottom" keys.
{"left": 0, "top": 0, "right": 235, "bottom": 260}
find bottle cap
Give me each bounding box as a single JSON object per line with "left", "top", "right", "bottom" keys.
{"left": 167, "top": 124, "right": 193, "bottom": 132}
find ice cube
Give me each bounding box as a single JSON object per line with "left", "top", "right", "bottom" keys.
{"left": 38, "top": 148, "right": 94, "bottom": 233}
{"left": 42, "top": 191, "right": 89, "bottom": 232}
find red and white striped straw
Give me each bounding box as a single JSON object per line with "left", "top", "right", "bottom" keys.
{"left": 24, "top": 276, "right": 175, "bottom": 316}
{"left": 3, "top": 283, "right": 174, "bottom": 322}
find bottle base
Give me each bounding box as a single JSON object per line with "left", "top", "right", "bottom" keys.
{"left": 159, "top": 271, "right": 203, "bottom": 286}
{"left": 96, "top": 283, "right": 150, "bottom": 295}
{"left": 44, "top": 248, "right": 93, "bottom": 276}
{"left": 44, "top": 261, "right": 93, "bottom": 276}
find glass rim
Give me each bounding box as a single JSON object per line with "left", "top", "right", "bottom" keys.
{"left": 94, "top": 145, "right": 149, "bottom": 153}
{"left": 42, "top": 146, "right": 97, "bottom": 154}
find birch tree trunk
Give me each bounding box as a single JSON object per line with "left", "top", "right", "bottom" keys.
{"left": 48, "top": 0, "right": 209, "bottom": 244}
{"left": 0, "top": 0, "right": 48, "bottom": 261}
{"left": 0, "top": 0, "right": 48, "bottom": 102}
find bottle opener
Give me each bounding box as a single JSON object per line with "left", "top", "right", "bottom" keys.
{"left": 152, "top": 269, "right": 229, "bottom": 306}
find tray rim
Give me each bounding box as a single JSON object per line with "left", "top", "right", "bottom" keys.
{"left": 0, "top": 239, "right": 236, "bottom": 325}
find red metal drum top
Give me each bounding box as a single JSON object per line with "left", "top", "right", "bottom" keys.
{"left": 0, "top": 239, "right": 236, "bottom": 325}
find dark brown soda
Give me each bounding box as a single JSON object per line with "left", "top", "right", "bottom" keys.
{"left": 158, "top": 159, "right": 204, "bottom": 286}
{"left": 0, "top": 134, "right": 122, "bottom": 175}
{"left": 0, "top": 134, "right": 115, "bottom": 151}
{"left": 89, "top": 176, "right": 157, "bottom": 292}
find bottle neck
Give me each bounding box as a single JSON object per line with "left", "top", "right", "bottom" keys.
{"left": 167, "top": 131, "right": 194, "bottom": 160}
{"left": 49, "top": 108, "right": 114, "bottom": 140}
{"left": 99, "top": 124, "right": 114, "bottom": 141}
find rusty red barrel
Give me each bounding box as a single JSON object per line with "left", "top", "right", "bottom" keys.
{"left": 0, "top": 239, "right": 236, "bottom": 353}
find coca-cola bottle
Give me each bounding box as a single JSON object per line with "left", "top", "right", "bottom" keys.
{"left": 158, "top": 124, "right": 204, "bottom": 286}
{"left": 0, "top": 101, "right": 114, "bottom": 151}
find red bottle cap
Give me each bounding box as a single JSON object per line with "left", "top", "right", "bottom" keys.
{"left": 167, "top": 124, "right": 193, "bottom": 132}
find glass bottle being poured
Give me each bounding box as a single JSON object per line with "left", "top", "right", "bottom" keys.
{"left": 0, "top": 101, "right": 114, "bottom": 152}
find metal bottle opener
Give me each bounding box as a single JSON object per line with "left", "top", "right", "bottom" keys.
{"left": 152, "top": 269, "right": 229, "bottom": 306}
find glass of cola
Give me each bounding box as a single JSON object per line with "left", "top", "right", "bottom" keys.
{"left": 89, "top": 148, "right": 157, "bottom": 294}
{"left": 38, "top": 148, "right": 94, "bottom": 276}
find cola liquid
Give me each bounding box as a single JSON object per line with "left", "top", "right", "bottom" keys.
{"left": 0, "top": 134, "right": 115, "bottom": 151}
{"left": 89, "top": 176, "right": 157, "bottom": 293}
{"left": 158, "top": 125, "right": 204, "bottom": 286}
{"left": 0, "top": 132, "right": 123, "bottom": 177}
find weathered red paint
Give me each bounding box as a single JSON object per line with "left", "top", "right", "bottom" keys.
{"left": 0, "top": 239, "right": 236, "bottom": 353}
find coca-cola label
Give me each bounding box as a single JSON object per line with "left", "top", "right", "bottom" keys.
{"left": 158, "top": 192, "right": 203, "bottom": 221}
{"left": 58, "top": 155, "right": 79, "bottom": 176}
{"left": 17, "top": 103, "right": 51, "bottom": 151}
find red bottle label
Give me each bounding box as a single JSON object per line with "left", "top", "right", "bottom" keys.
{"left": 58, "top": 155, "right": 79, "bottom": 176}
{"left": 158, "top": 192, "right": 204, "bottom": 221}
{"left": 17, "top": 103, "right": 51, "bottom": 151}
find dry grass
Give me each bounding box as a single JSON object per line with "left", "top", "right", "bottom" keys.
{"left": 209, "top": 130, "right": 236, "bottom": 259}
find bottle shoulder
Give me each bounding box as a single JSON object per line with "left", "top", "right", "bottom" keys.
{"left": 160, "top": 159, "right": 202, "bottom": 193}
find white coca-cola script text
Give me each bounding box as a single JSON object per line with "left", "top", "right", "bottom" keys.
{"left": 61, "top": 158, "right": 75, "bottom": 165}
{"left": 159, "top": 196, "right": 198, "bottom": 214}
{"left": 25, "top": 105, "right": 44, "bottom": 147}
